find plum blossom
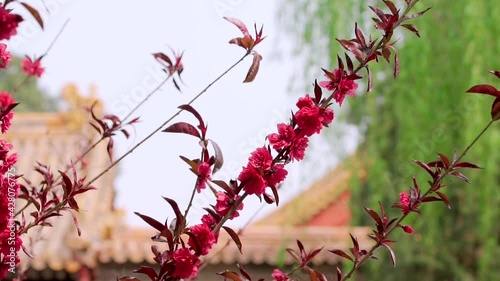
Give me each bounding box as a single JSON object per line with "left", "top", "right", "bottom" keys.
{"left": 0, "top": 44, "right": 12, "bottom": 69}
{"left": 0, "top": 4, "right": 23, "bottom": 41}
{"left": 319, "top": 68, "right": 358, "bottom": 106}
{"left": 22, "top": 57, "right": 44, "bottom": 77}
{"left": 171, "top": 248, "right": 200, "bottom": 279}
{"left": 188, "top": 223, "right": 216, "bottom": 255}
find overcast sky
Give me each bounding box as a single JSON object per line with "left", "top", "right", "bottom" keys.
{"left": 9, "top": 0, "right": 347, "bottom": 228}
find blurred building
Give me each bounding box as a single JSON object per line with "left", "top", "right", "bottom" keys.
{"left": 6, "top": 86, "right": 370, "bottom": 281}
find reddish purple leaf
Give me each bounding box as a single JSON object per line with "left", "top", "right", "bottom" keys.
{"left": 222, "top": 226, "right": 243, "bottom": 253}
{"left": 413, "top": 160, "right": 435, "bottom": 176}
{"left": 67, "top": 210, "right": 81, "bottom": 236}
{"left": 454, "top": 162, "right": 481, "bottom": 169}
{"left": 402, "top": 23, "right": 420, "bottom": 37}
{"left": 244, "top": 52, "right": 262, "bottom": 83}
{"left": 450, "top": 171, "right": 470, "bottom": 183}
{"left": 366, "top": 66, "right": 373, "bottom": 93}
{"left": 336, "top": 267, "right": 342, "bottom": 281}
{"left": 163, "top": 122, "right": 201, "bottom": 139}
{"left": 134, "top": 212, "right": 165, "bottom": 232}
{"left": 437, "top": 153, "right": 450, "bottom": 169}
{"left": 313, "top": 79, "right": 323, "bottom": 105}
{"left": 490, "top": 70, "right": 500, "bottom": 79}
{"left": 436, "top": 191, "right": 451, "bottom": 209}
{"left": 178, "top": 104, "right": 206, "bottom": 136}
{"left": 364, "top": 207, "right": 382, "bottom": 226}
{"left": 163, "top": 197, "right": 184, "bottom": 231}
{"left": 492, "top": 97, "right": 500, "bottom": 121}
{"left": 153, "top": 52, "right": 173, "bottom": 66}
{"left": 336, "top": 39, "right": 364, "bottom": 61}
{"left": 224, "top": 17, "right": 251, "bottom": 38}
{"left": 466, "top": 84, "right": 500, "bottom": 97}
{"left": 403, "top": 7, "right": 431, "bottom": 21}
{"left": 421, "top": 196, "right": 443, "bottom": 202}
{"left": 383, "top": 0, "right": 399, "bottom": 15}
{"left": 134, "top": 266, "right": 158, "bottom": 281}
{"left": 237, "top": 264, "right": 252, "bottom": 281}
{"left": 329, "top": 249, "right": 354, "bottom": 262}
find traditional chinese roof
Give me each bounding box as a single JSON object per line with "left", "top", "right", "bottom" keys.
{"left": 254, "top": 156, "right": 367, "bottom": 227}
{"left": 7, "top": 85, "right": 123, "bottom": 274}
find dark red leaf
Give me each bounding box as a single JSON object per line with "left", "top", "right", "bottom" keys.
{"left": 436, "top": 191, "right": 451, "bottom": 209}
{"left": 450, "top": 171, "right": 470, "bottom": 183}
{"left": 134, "top": 212, "right": 165, "bottom": 232}
{"left": 313, "top": 79, "right": 322, "bottom": 105}
{"left": 354, "top": 23, "right": 366, "bottom": 47}
{"left": 178, "top": 104, "right": 206, "bottom": 136}
{"left": 345, "top": 53, "right": 354, "bottom": 73}
{"left": 466, "top": 84, "right": 500, "bottom": 97}
{"left": 153, "top": 52, "right": 172, "bottom": 66}
{"left": 106, "top": 138, "right": 114, "bottom": 161}
{"left": 381, "top": 243, "right": 396, "bottom": 266}
{"left": 67, "top": 210, "right": 81, "bottom": 236}
{"left": 286, "top": 248, "right": 301, "bottom": 264}
{"left": 437, "top": 153, "right": 450, "bottom": 169}
{"left": 402, "top": 23, "right": 420, "bottom": 37}
{"left": 381, "top": 47, "right": 391, "bottom": 63}
{"left": 269, "top": 184, "right": 280, "bottom": 206}
{"left": 162, "top": 122, "right": 201, "bottom": 139}
{"left": 492, "top": 97, "right": 500, "bottom": 121}
{"left": 364, "top": 207, "right": 382, "bottom": 226}
{"left": 384, "top": 0, "right": 399, "bottom": 15}
{"left": 413, "top": 160, "right": 435, "bottom": 176}
{"left": 20, "top": 2, "right": 44, "bottom": 29}
{"left": 336, "top": 267, "right": 342, "bottom": 281}
{"left": 421, "top": 196, "right": 442, "bottom": 202}
{"left": 163, "top": 197, "right": 184, "bottom": 231}
{"left": 329, "top": 249, "right": 354, "bottom": 262}
{"left": 134, "top": 266, "right": 158, "bottom": 281}
{"left": 490, "top": 70, "right": 500, "bottom": 79}
{"left": 403, "top": 7, "right": 431, "bottom": 21}
{"left": 237, "top": 264, "right": 252, "bottom": 281}
{"left": 212, "top": 180, "right": 234, "bottom": 196}
{"left": 244, "top": 52, "right": 262, "bottom": 83}
{"left": 454, "top": 162, "right": 481, "bottom": 169}
{"left": 336, "top": 39, "right": 364, "bottom": 61}
{"left": 222, "top": 226, "right": 242, "bottom": 253}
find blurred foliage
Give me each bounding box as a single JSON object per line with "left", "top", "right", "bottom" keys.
{"left": 0, "top": 56, "right": 58, "bottom": 112}
{"left": 279, "top": 0, "right": 500, "bottom": 280}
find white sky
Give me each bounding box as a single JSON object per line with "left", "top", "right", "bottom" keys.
{"left": 8, "top": 0, "right": 347, "bottom": 228}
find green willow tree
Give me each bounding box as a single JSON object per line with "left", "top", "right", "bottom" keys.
{"left": 279, "top": 0, "right": 499, "bottom": 280}
{"left": 1, "top": 56, "right": 58, "bottom": 112}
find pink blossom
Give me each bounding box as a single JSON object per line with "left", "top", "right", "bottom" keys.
{"left": 201, "top": 213, "right": 218, "bottom": 227}
{"left": 188, "top": 223, "right": 216, "bottom": 256}
{"left": 248, "top": 147, "right": 272, "bottom": 170}
{"left": 0, "top": 140, "right": 17, "bottom": 174}
{"left": 0, "top": 5, "right": 23, "bottom": 41}
{"left": 171, "top": 248, "right": 200, "bottom": 279}
{"left": 238, "top": 165, "right": 267, "bottom": 195}
{"left": 264, "top": 164, "right": 288, "bottom": 187}
{"left": 272, "top": 269, "right": 290, "bottom": 281}
{"left": 196, "top": 162, "right": 211, "bottom": 192}
{"left": 319, "top": 68, "right": 358, "bottom": 106}
{"left": 215, "top": 192, "right": 243, "bottom": 219}
{"left": 289, "top": 137, "right": 309, "bottom": 161}
{"left": 22, "top": 57, "right": 44, "bottom": 77}
{"left": 268, "top": 123, "right": 295, "bottom": 150}
{"left": 295, "top": 94, "right": 326, "bottom": 136}
{"left": 0, "top": 44, "right": 12, "bottom": 69}
{"left": 399, "top": 191, "right": 411, "bottom": 214}
{"left": 0, "top": 91, "right": 16, "bottom": 134}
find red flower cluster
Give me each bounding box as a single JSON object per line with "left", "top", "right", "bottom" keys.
{"left": 272, "top": 269, "right": 291, "bottom": 281}
{"left": 319, "top": 68, "right": 359, "bottom": 106}
{"left": 295, "top": 95, "right": 334, "bottom": 136}
{"left": 188, "top": 223, "right": 216, "bottom": 255}
{"left": 171, "top": 248, "right": 200, "bottom": 279}
{"left": 0, "top": 4, "right": 23, "bottom": 41}
{"left": 0, "top": 91, "right": 16, "bottom": 133}
{"left": 0, "top": 44, "right": 12, "bottom": 69}
{"left": 399, "top": 191, "right": 411, "bottom": 214}
{"left": 215, "top": 191, "right": 243, "bottom": 219}
{"left": 195, "top": 162, "right": 212, "bottom": 192}
{"left": 22, "top": 57, "right": 44, "bottom": 77}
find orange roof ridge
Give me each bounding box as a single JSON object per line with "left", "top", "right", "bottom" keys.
{"left": 253, "top": 154, "right": 367, "bottom": 227}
